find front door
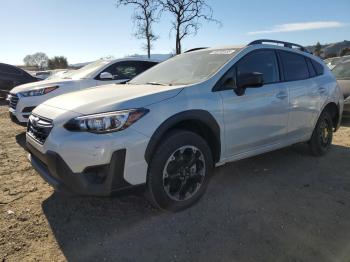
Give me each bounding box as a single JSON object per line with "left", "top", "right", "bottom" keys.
{"left": 219, "top": 49, "right": 289, "bottom": 157}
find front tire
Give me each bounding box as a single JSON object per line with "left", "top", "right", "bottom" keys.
{"left": 309, "top": 111, "right": 333, "bottom": 156}
{"left": 147, "top": 130, "right": 213, "bottom": 212}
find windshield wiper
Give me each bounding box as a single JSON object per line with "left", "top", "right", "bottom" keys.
{"left": 146, "top": 81, "right": 170, "bottom": 86}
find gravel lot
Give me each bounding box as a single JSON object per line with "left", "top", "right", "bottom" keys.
{"left": 1, "top": 102, "right": 350, "bottom": 262}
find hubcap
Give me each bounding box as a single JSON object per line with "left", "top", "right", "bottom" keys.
{"left": 162, "top": 146, "right": 206, "bottom": 201}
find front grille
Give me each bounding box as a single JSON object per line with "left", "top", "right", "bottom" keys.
{"left": 8, "top": 93, "right": 19, "bottom": 109}
{"left": 27, "top": 114, "right": 53, "bottom": 144}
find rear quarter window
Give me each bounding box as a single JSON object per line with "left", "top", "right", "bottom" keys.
{"left": 306, "top": 58, "right": 316, "bottom": 77}
{"left": 311, "top": 59, "right": 324, "bottom": 76}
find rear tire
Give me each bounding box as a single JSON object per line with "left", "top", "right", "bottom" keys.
{"left": 308, "top": 110, "right": 333, "bottom": 156}
{"left": 147, "top": 130, "right": 213, "bottom": 212}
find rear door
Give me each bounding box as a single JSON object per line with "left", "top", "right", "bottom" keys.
{"left": 278, "top": 51, "right": 321, "bottom": 139}
{"left": 218, "top": 49, "right": 289, "bottom": 157}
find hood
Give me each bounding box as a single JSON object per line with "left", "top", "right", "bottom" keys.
{"left": 41, "top": 83, "right": 184, "bottom": 115}
{"left": 10, "top": 78, "right": 78, "bottom": 93}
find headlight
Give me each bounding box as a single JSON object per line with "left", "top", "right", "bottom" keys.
{"left": 64, "top": 108, "right": 149, "bottom": 133}
{"left": 20, "top": 86, "right": 58, "bottom": 97}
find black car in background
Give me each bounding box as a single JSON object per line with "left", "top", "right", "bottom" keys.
{"left": 0, "top": 63, "right": 39, "bottom": 99}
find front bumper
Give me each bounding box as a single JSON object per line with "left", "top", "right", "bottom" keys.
{"left": 27, "top": 142, "right": 133, "bottom": 196}
{"left": 7, "top": 93, "right": 39, "bottom": 123}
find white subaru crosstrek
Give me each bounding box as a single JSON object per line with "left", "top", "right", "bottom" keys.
{"left": 26, "top": 40, "right": 344, "bottom": 211}
{"left": 8, "top": 58, "right": 159, "bottom": 124}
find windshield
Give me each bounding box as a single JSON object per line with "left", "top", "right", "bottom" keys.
{"left": 130, "top": 48, "right": 240, "bottom": 86}
{"left": 332, "top": 60, "right": 350, "bottom": 80}
{"left": 64, "top": 60, "right": 111, "bottom": 79}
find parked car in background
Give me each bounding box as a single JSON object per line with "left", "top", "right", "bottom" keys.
{"left": 8, "top": 58, "right": 160, "bottom": 124}
{"left": 46, "top": 69, "right": 73, "bottom": 80}
{"left": 34, "top": 71, "right": 52, "bottom": 80}
{"left": 332, "top": 58, "right": 350, "bottom": 112}
{"left": 325, "top": 57, "right": 343, "bottom": 69}
{"left": 325, "top": 55, "right": 350, "bottom": 70}
{"left": 0, "top": 63, "right": 39, "bottom": 99}
{"left": 26, "top": 40, "right": 343, "bottom": 211}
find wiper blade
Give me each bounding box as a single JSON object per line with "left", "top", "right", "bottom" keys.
{"left": 146, "top": 82, "right": 170, "bottom": 86}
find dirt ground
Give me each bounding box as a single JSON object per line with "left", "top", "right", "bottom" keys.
{"left": 0, "top": 102, "right": 350, "bottom": 262}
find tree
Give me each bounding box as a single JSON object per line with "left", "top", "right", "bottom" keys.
{"left": 23, "top": 52, "right": 49, "bottom": 69}
{"left": 160, "top": 0, "right": 220, "bottom": 54}
{"left": 116, "top": 0, "right": 159, "bottom": 58}
{"left": 340, "top": 47, "right": 350, "bottom": 56}
{"left": 48, "top": 56, "right": 68, "bottom": 69}
{"left": 314, "top": 42, "right": 322, "bottom": 57}
{"left": 23, "top": 55, "right": 35, "bottom": 67}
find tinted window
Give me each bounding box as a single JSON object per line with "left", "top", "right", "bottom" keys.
{"left": 311, "top": 59, "right": 324, "bottom": 76}
{"left": 140, "top": 61, "right": 158, "bottom": 72}
{"left": 0, "top": 64, "right": 22, "bottom": 75}
{"left": 101, "top": 61, "right": 141, "bottom": 80}
{"left": 280, "top": 51, "right": 309, "bottom": 81}
{"left": 236, "top": 50, "right": 279, "bottom": 84}
{"left": 306, "top": 58, "right": 316, "bottom": 77}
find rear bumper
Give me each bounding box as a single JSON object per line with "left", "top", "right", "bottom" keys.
{"left": 27, "top": 142, "right": 135, "bottom": 196}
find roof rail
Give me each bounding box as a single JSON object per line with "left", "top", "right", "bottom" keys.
{"left": 184, "top": 47, "right": 208, "bottom": 53}
{"left": 248, "top": 39, "right": 310, "bottom": 53}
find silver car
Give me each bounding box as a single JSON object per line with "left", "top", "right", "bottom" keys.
{"left": 26, "top": 40, "right": 344, "bottom": 211}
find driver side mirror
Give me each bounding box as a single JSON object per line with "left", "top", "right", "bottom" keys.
{"left": 236, "top": 72, "right": 263, "bottom": 89}
{"left": 99, "top": 72, "right": 114, "bottom": 80}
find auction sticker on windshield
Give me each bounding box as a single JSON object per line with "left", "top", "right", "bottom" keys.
{"left": 210, "top": 50, "right": 236, "bottom": 55}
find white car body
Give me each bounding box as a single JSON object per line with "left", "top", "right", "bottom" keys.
{"left": 8, "top": 58, "right": 160, "bottom": 123}
{"left": 26, "top": 41, "right": 344, "bottom": 209}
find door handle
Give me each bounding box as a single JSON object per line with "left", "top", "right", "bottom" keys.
{"left": 276, "top": 92, "right": 288, "bottom": 99}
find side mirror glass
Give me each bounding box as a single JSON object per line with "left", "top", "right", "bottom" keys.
{"left": 237, "top": 72, "right": 263, "bottom": 89}
{"left": 99, "top": 72, "right": 113, "bottom": 80}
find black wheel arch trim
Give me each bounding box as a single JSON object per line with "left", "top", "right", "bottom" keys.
{"left": 144, "top": 110, "right": 221, "bottom": 164}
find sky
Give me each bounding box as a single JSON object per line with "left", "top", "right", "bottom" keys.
{"left": 0, "top": 0, "right": 349, "bottom": 65}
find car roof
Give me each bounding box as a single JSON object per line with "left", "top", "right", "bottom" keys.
{"left": 187, "top": 44, "right": 308, "bottom": 55}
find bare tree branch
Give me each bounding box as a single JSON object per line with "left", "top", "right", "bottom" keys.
{"left": 160, "top": 0, "right": 220, "bottom": 54}
{"left": 116, "top": 0, "right": 160, "bottom": 58}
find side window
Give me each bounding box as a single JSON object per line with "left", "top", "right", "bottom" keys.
{"left": 101, "top": 61, "right": 139, "bottom": 80}
{"left": 236, "top": 50, "right": 279, "bottom": 84}
{"left": 279, "top": 51, "right": 309, "bottom": 81}
{"left": 140, "top": 61, "right": 158, "bottom": 72}
{"left": 311, "top": 59, "right": 324, "bottom": 76}
{"left": 306, "top": 58, "right": 316, "bottom": 78}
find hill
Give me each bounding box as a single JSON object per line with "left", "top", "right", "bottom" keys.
{"left": 306, "top": 40, "right": 350, "bottom": 57}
